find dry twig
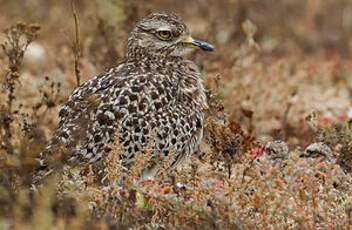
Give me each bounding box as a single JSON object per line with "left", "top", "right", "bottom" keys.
{"left": 70, "top": 0, "right": 81, "bottom": 86}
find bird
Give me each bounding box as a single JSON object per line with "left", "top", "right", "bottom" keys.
{"left": 301, "top": 142, "right": 352, "bottom": 174}
{"left": 299, "top": 142, "right": 352, "bottom": 191}
{"left": 264, "top": 140, "right": 289, "bottom": 170}
{"left": 33, "top": 12, "right": 214, "bottom": 185}
{"left": 299, "top": 142, "right": 336, "bottom": 163}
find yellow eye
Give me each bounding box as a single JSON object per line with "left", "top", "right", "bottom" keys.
{"left": 158, "top": 31, "right": 172, "bottom": 40}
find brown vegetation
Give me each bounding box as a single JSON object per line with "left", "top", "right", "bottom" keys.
{"left": 0, "top": 0, "right": 351, "bottom": 229}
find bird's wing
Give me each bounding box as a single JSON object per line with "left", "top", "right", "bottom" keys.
{"left": 39, "top": 68, "right": 126, "bottom": 162}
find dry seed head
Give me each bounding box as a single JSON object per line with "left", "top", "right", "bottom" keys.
{"left": 106, "top": 133, "right": 124, "bottom": 185}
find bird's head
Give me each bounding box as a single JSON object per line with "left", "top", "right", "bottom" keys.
{"left": 126, "top": 12, "right": 214, "bottom": 59}
{"left": 299, "top": 142, "right": 333, "bottom": 160}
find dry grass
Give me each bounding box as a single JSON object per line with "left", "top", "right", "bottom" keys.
{"left": 0, "top": 1, "right": 352, "bottom": 229}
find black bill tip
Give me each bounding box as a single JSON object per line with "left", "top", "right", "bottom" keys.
{"left": 192, "top": 40, "right": 214, "bottom": 51}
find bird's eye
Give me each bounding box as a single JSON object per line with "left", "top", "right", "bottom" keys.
{"left": 158, "top": 30, "right": 172, "bottom": 40}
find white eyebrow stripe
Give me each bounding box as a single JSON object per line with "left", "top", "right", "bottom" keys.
{"left": 157, "top": 26, "right": 171, "bottom": 31}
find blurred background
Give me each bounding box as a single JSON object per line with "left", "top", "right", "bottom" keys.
{"left": 1, "top": 0, "right": 352, "bottom": 146}
{"left": 2, "top": 0, "right": 352, "bottom": 57}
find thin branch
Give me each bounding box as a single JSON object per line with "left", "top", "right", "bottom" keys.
{"left": 71, "top": 0, "right": 81, "bottom": 86}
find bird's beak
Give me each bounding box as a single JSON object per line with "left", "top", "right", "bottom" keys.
{"left": 181, "top": 37, "right": 214, "bottom": 51}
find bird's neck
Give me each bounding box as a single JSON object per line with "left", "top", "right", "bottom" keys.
{"left": 126, "top": 45, "right": 182, "bottom": 64}
{"left": 124, "top": 48, "right": 207, "bottom": 110}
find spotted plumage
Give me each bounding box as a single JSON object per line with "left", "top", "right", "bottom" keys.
{"left": 301, "top": 142, "right": 335, "bottom": 162}
{"left": 301, "top": 142, "right": 352, "bottom": 174}
{"left": 34, "top": 12, "right": 213, "bottom": 184}
{"left": 264, "top": 140, "right": 289, "bottom": 170}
